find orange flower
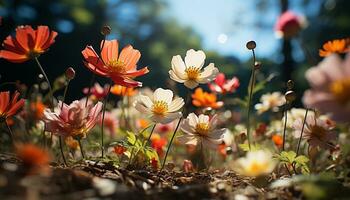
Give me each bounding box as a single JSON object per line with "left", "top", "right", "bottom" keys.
{"left": 319, "top": 38, "right": 350, "bottom": 57}
{"left": 110, "top": 84, "right": 137, "bottom": 96}
{"left": 16, "top": 143, "right": 50, "bottom": 174}
{"left": 137, "top": 119, "right": 150, "bottom": 130}
{"left": 30, "top": 101, "right": 46, "bottom": 120}
{"left": 0, "top": 91, "right": 25, "bottom": 121}
{"left": 0, "top": 25, "right": 57, "bottom": 63}
{"left": 151, "top": 133, "right": 167, "bottom": 157}
{"left": 272, "top": 135, "right": 283, "bottom": 148}
{"left": 82, "top": 39, "right": 149, "bottom": 88}
{"left": 65, "top": 136, "right": 79, "bottom": 150}
{"left": 192, "top": 88, "right": 223, "bottom": 109}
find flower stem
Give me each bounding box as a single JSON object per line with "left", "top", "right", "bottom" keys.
{"left": 246, "top": 49, "right": 257, "bottom": 150}
{"left": 58, "top": 136, "right": 68, "bottom": 166}
{"left": 296, "top": 109, "right": 309, "bottom": 156}
{"left": 100, "top": 84, "right": 112, "bottom": 158}
{"left": 160, "top": 118, "right": 182, "bottom": 171}
{"left": 5, "top": 121, "right": 14, "bottom": 145}
{"left": 282, "top": 103, "right": 289, "bottom": 151}
{"left": 78, "top": 139, "right": 85, "bottom": 159}
{"left": 145, "top": 123, "right": 157, "bottom": 146}
{"left": 34, "top": 57, "right": 54, "bottom": 108}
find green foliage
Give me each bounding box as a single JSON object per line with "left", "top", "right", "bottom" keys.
{"left": 238, "top": 143, "right": 261, "bottom": 152}
{"left": 276, "top": 151, "right": 310, "bottom": 174}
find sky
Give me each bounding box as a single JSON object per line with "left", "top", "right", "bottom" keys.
{"left": 165, "top": 0, "right": 322, "bottom": 61}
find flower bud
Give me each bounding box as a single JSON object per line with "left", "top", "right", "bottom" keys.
{"left": 246, "top": 40, "right": 256, "bottom": 50}
{"left": 286, "top": 80, "right": 294, "bottom": 90}
{"left": 254, "top": 61, "right": 262, "bottom": 70}
{"left": 101, "top": 26, "right": 111, "bottom": 36}
{"left": 65, "top": 67, "right": 76, "bottom": 80}
{"left": 285, "top": 90, "right": 296, "bottom": 102}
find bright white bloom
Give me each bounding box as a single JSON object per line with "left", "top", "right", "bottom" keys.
{"left": 169, "top": 49, "right": 219, "bottom": 89}
{"left": 178, "top": 113, "right": 225, "bottom": 149}
{"left": 134, "top": 88, "right": 184, "bottom": 124}
{"left": 255, "top": 92, "right": 285, "bottom": 114}
{"left": 233, "top": 150, "right": 277, "bottom": 177}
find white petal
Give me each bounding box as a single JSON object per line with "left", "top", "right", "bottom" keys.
{"left": 153, "top": 88, "right": 173, "bottom": 104}
{"left": 187, "top": 113, "right": 198, "bottom": 127}
{"left": 180, "top": 120, "right": 196, "bottom": 135}
{"left": 138, "top": 95, "right": 153, "bottom": 108}
{"left": 209, "top": 114, "right": 218, "bottom": 129}
{"left": 185, "top": 49, "right": 206, "bottom": 69}
{"left": 135, "top": 103, "right": 151, "bottom": 114}
{"left": 151, "top": 112, "right": 182, "bottom": 124}
{"left": 169, "top": 70, "right": 187, "bottom": 83}
{"left": 168, "top": 97, "right": 184, "bottom": 112}
{"left": 209, "top": 128, "right": 226, "bottom": 140}
{"left": 184, "top": 80, "right": 199, "bottom": 89}
{"left": 198, "top": 114, "right": 209, "bottom": 124}
{"left": 177, "top": 135, "right": 198, "bottom": 146}
{"left": 171, "top": 55, "right": 186, "bottom": 76}
{"left": 198, "top": 63, "right": 219, "bottom": 84}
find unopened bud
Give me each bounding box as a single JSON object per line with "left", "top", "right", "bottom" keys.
{"left": 246, "top": 40, "right": 256, "bottom": 50}
{"left": 286, "top": 80, "right": 294, "bottom": 90}
{"left": 285, "top": 90, "right": 296, "bottom": 102}
{"left": 65, "top": 67, "right": 76, "bottom": 80}
{"left": 254, "top": 61, "right": 261, "bottom": 69}
{"left": 101, "top": 25, "right": 111, "bottom": 36}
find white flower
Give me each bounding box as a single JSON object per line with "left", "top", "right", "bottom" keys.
{"left": 255, "top": 92, "right": 285, "bottom": 114}
{"left": 169, "top": 49, "right": 219, "bottom": 89}
{"left": 134, "top": 88, "right": 184, "bottom": 124}
{"left": 177, "top": 113, "right": 225, "bottom": 149}
{"left": 233, "top": 150, "right": 277, "bottom": 177}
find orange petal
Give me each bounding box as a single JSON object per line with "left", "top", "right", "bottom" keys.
{"left": 34, "top": 26, "right": 50, "bottom": 50}
{"left": 101, "top": 39, "right": 119, "bottom": 63}
{"left": 0, "top": 50, "right": 28, "bottom": 63}
{"left": 15, "top": 25, "right": 35, "bottom": 51}
{"left": 118, "top": 45, "right": 141, "bottom": 71}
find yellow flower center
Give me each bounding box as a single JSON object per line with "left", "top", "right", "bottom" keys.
{"left": 152, "top": 101, "right": 168, "bottom": 115}
{"left": 185, "top": 66, "right": 200, "bottom": 80}
{"left": 108, "top": 59, "right": 126, "bottom": 73}
{"left": 247, "top": 160, "right": 268, "bottom": 175}
{"left": 329, "top": 78, "right": 350, "bottom": 105}
{"left": 195, "top": 122, "right": 210, "bottom": 135}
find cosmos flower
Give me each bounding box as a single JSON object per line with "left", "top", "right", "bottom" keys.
{"left": 292, "top": 115, "right": 336, "bottom": 150}
{"left": 43, "top": 99, "right": 103, "bottom": 139}
{"left": 178, "top": 113, "right": 225, "bottom": 149}
{"left": 233, "top": 150, "right": 277, "bottom": 177}
{"left": 16, "top": 143, "right": 50, "bottom": 174}
{"left": 0, "top": 25, "right": 57, "bottom": 63}
{"left": 303, "top": 53, "right": 350, "bottom": 122}
{"left": 169, "top": 49, "right": 219, "bottom": 89}
{"left": 134, "top": 88, "right": 184, "bottom": 124}
{"left": 82, "top": 39, "right": 149, "bottom": 87}
{"left": 208, "top": 73, "right": 239, "bottom": 94}
{"left": 83, "top": 83, "right": 110, "bottom": 100}
{"left": 274, "top": 11, "right": 305, "bottom": 39}
{"left": 0, "top": 91, "right": 25, "bottom": 121}
{"left": 192, "top": 88, "right": 223, "bottom": 109}
{"left": 255, "top": 92, "right": 285, "bottom": 114}
{"left": 319, "top": 38, "right": 349, "bottom": 57}
{"left": 110, "top": 84, "right": 137, "bottom": 97}
{"left": 272, "top": 135, "right": 283, "bottom": 148}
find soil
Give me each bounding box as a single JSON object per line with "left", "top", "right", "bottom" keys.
{"left": 0, "top": 153, "right": 297, "bottom": 200}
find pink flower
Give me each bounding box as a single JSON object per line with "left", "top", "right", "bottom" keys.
{"left": 43, "top": 99, "right": 103, "bottom": 139}
{"left": 274, "top": 11, "right": 304, "bottom": 38}
{"left": 292, "top": 115, "right": 336, "bottom": 150}
{"left": 98, "top": 111, "right": 118, "bottom": 138}
{"left": 183, "top": 160, "right": 194, "bottom": 172}
{"left": 208, "top": 73, "right": 239, "bottom": 94}
{"left": 83, "top": 83, "right": 110, "bottom": 100}
{"left": 155, "top": 121, "right": 175, "bottom": 134}
{"left": 303, "top": 53, "right": 350, "bottom": 122}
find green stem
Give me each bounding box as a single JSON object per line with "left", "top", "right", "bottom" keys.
{"left": 34, "top": 57, "right": 54, "bottom": 109}
{"left": 282, "top": 103, "right": 289, "bottom": 151}
{"left": 59, "top": 136, "right": 68, "bottom": 166}
{"left": 296, "top": 109, "right": 309, "bottom": 156}
{"left": 145, "top": 124, "right": 157, "bottom": 146}
{"left": 246, "top": 49, "right": 257, "bottom": 150}
{"left": 5, "top": 121, "right": 14, "bottom": 145}
{"left": 100, "top": 84, "right": 112, "bottom": 158}
{"left": 78, "top": 139, "right": 85, "bottom": 159}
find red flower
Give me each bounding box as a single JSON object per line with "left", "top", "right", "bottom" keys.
{"left": 83, "top": 83, "right": 110, "bottom": 100}
{"left": 151, "top": 134, "right": 167, "bottom": 157}
{"left": 114, "top": 145, "right": 127, "bottom": 155}
{"left": 274, "top": 11, "right": 303, "bottom": 39}
{"left": 208, "top": 73, "right": 239, "bottom": 94}
{"left": 0, "top": 25, "right": 57, "bottom": 63}
{"left": 150, "top": 157, "right": 158, "bottom": 170}
{"left": 0, "top": 91, "right": 25, "bottom": 121}
{"left": 16, "top": 143, "right": 50, "bottom": 174}
{"left": 82, "top": 39, "right": 149, "bottom": 87}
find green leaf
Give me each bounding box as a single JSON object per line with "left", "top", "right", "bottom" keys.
{"left": 238, "top": 143, "right": 261, "bottom": 151}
